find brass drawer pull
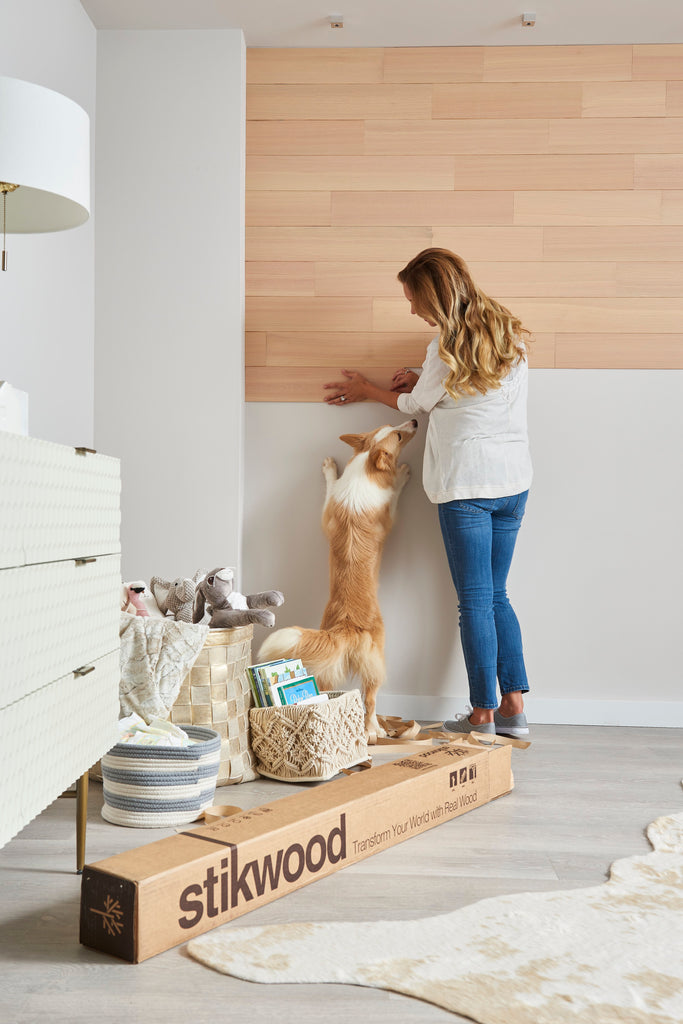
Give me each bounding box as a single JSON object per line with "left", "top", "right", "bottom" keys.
{"left": 74, "top": 665, "right": 96, "bottom": 677}
{"left": 74, "top": 447, "right": 97, "bottom": 455}
{"left": 75, "top": 557, "right": 97, "bottom": 566}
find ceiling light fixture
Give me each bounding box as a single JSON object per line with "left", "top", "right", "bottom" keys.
{"left": 521, "top": 12, "right": 536, "bottom": 26}
{"left": 328, "top": 14, "right": 344, "bottom": 28}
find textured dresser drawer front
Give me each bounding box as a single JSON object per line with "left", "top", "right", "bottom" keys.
{"left": 0, "top": 555, "right": 121, "bottom": 710}
{"left": 0, "top": 649, "right": 120, "bottom": 849}
{"left": 0, "top": 431, "right": 120, "bottom": 568}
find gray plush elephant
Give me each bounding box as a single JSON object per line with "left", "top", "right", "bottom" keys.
{"left": 193, "top": 567, "right": 284, "bottom": 629}
{"left": 149, "top": 574, "right": 199, "bottom": 622}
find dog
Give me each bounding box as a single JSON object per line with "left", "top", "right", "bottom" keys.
{"left": 258, "top": 418, "right": 418, "bottom": 738}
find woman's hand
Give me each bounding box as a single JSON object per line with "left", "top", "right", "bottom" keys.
{"left": 390, "top": 368, "right": 419, "bottom": 393}
{"left": 323, "top": 369, "right": 370, "bottom": 405}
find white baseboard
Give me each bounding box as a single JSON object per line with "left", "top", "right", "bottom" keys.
{"left": 376, "top": 693, "right": 683, "bottom": 729}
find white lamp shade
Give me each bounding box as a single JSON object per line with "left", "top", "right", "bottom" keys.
{"left": 0, "top": 76, "right": 90, "bottom": 233}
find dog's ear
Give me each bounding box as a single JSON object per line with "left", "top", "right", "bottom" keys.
{"left": 340, "top": 433, "right": 366, "bottom": 450}
{"left": 371, "top": 445, "right": 394, "bottom": 473}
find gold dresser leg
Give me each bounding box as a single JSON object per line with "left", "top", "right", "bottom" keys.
{"left": 76, "top": 771, "right": 89, "bottom": 874}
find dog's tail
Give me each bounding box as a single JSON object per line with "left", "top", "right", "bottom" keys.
{"left": 257, "top": 625, "right": 351, "bottom": 690}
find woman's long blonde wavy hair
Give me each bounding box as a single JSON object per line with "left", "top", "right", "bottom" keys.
{"left": 398, "top": 248, "right": 530, "bottom": 399}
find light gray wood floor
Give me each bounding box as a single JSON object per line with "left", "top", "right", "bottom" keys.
{"left": 1, "top": 725, "right": 681, "bottom": 1024}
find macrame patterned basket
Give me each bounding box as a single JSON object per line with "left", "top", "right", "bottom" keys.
{"left": 170, "top": 625, "right": 258, "bottom": 786}
{"left": 249, "top": 689, "right": 368, "bottom": 782}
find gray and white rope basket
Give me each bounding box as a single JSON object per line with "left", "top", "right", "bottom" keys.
{"left": 101, "top": 725, "right": 221, "bottom": 828}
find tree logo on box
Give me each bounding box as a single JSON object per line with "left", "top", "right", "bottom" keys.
{"left": 89, "top": 894, "right": 124, "bottom": 936}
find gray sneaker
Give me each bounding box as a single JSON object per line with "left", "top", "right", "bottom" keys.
{"left": 442, "top": 713, "right": 496, "bottom": 738}
{"left": 493, "top": 709, "right": 529, "bottom": 738}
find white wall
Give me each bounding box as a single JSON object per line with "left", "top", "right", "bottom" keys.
{"left": 0, "top": 0, "right": 95, "bottom": 447}
{"left": 245, "top": 369, "right": 683, "bottom": 727}
{"left": 94, "top": 30, "right": 246, "bottom": 584}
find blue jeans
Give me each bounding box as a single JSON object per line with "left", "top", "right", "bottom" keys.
{"left": 438, "top": 491, "right": 529, "bottom": 710}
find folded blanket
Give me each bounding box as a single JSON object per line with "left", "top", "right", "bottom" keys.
{"left": 118, "top": 613, "right": 209, "bottom": 722}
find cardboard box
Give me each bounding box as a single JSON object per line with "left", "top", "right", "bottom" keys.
{"left": 80, "top": 741, "right": 512, "bottom": 962}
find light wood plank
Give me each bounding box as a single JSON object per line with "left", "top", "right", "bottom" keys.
{"left": 247, "top": 84, "right": 432, "bottom": 121}
{"left": 556, "top": 333, "right": 683, "bottom": 368}
{"left": 247, "top": 296, "right": 373, "bottom": 333}
{"left": 331, "top": 191, "right": 514, "bottom": 227}
{"left": 247, "top": 120, "right": 364, "bottom": 156}
{"left": 508, "top": 297, "right": 683, "bottom": 334}
{"left": 449, "top": 155, "right": 633, "bottom": 190}
{"left": 513, "top": 191, "right": 662, "bottom": 226}
{"left": 543, "top": 226, "right": 683, "bottom": 261}
{"left": 633, "top": 44, "right": 683, "bottom": 81}
{"left": 364, "top": 118, "right": 549, "bottom": 155}
{"left": 247, "top": 155, "right": 455, "bottom": 191}
{"left": 661, "top": 191, "right": 683, "bottom": 224}
{"left": 383, "top": 47, "right": 484, "bottom": 83}
{"left": 581, "top": 81, "right": 666, "bottom": 117}
{"left": 635, "top": 156, "right": 683, "bottom": 189}
{"left": 614, "top": 263, "right": 683, "bottom": 297}
{"left": 247, "top": 48, "right": 385, "bottom": 84}
{"left": 247, "top": 366, "right": 397, "bottom": 402}
{"left": 246, "top": 191, "right": 332, "bottom": 227}
{"left": 467, "top": 260, "right": 617, "bottom": 297}
{"left": 245, "top": 332, "right": 267, "bottom": 366}
{"left": 373, "top": 295, "right": 559, "bottom": 333}
{"left": 247, "top": 227, "right": 433, "bottom": 262}
{"left": 314, "top": 262, "right": 406, "bottom": 297}
{"left": 429, "top": 227, "right": 545, "bottom": 261}
{"left": 264, "top": 332, "right": 433, "bottom": 366}
{"left": 549, "top": 117, "right": 683, "bottom": 154}
{"left": 482, "top": 45, "right": 632, "bottom": 82}
{"left": 246, "top": 262, "right": 315, "bottom": 296}
{"left": 667, "top": 81, "right": 683, "bottom": 116}
{"left": 433, "top": 82, "right": 581, "bottom": 119}
{"left": 527, "top": 333, "right": 556, "bottom": 367}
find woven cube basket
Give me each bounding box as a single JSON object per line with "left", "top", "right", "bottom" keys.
{"left": 249, "top": 689, "right": 368, "bottom": 782}
{"left": 170, "top": 625, "right": 258, "bottom": 785}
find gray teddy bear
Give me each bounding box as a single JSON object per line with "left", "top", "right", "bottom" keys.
{"left": 193, "top": 567, "right": 284, "bottom": 629}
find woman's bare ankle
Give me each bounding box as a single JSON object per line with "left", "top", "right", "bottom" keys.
{"left": 498, "top": 694, "right": 524, "bottom": 717}
{"left": 469, "top": 707, "right": 494, "bottom": 725}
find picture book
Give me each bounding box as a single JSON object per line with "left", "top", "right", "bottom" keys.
{"left": 273, "top": 675, "right": 321, "bottom": 706}
{"left": 264, "top": 659, "right": 307, "bottom": 705}
{"left": 247, "top": 658, "right": 287, "bottom": 707}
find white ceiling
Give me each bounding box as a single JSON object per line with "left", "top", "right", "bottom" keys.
{"left": 79, "top": 0, "right": 683, "bottom": 49}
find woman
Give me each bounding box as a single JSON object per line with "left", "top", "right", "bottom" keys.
{"left": 323, "top": 248, "right": 532, "bottom": 738}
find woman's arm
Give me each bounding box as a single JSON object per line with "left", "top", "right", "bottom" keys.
{"left": 323, "top": 369, "right": 401, "bottom": 410}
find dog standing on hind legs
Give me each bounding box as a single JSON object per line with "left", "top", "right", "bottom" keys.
{"left": 258, "top": 418, "right": 418, "bottom": 740}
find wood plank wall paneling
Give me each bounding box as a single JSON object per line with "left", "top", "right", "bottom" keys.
{"left": 246, "top": 44, "right": 683, "bottom": 401}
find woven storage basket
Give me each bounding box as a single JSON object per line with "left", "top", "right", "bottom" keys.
{"left": 170, "top": 625, "right": 257, "bottom": 786}
{"left": 249, "top": 689, "right": 368, "bottom": 782}
{"left": 100, "top": 725, "right": 220, "bottom": 828}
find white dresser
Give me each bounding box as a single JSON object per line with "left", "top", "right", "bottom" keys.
{"left": 0, "top": 430, "right": 122, "bottom": 856}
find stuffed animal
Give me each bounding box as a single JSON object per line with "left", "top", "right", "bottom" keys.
{"left": 193, "top": 567, "right": 284, "bottom": 629}
{"left": 121, "top": 581, "right": 165, "bottom": 618}
{"left": 150, "top": 574, "right": 200, "bottom": 623}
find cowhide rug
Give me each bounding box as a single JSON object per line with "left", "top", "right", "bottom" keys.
{"left": 187, "top": 795, "right": 683, "bottom": 1023}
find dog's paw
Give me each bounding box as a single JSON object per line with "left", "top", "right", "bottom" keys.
{"left": 322, "top": 456, "right": 338, "bottom": 477}
{"left": 397, "top": 463, "right": 411, "bottom": 483}
{"left": 365, "top": 715, "right": 387, "bottom": 743}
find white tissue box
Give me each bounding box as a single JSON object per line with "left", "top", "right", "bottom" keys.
{"left": 0, "top": 381, "right": 29, "bottom": 435}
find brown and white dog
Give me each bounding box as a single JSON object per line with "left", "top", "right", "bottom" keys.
{"left": 258, "top": 418, "right": 417, "bottom": 738}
